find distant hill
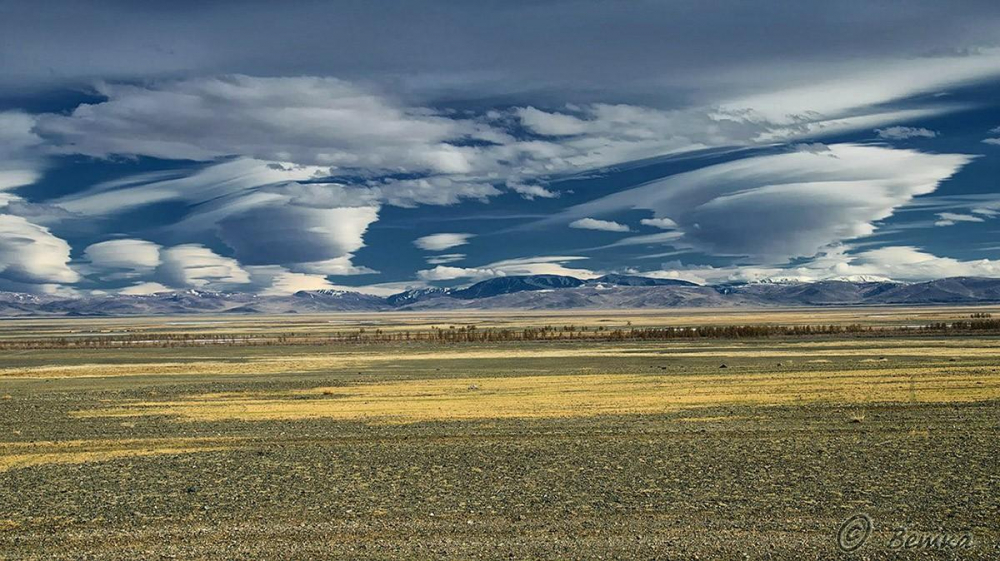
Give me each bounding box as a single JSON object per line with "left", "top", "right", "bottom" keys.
{"left": 589, "top": 274, "right": 699, "bottom": 287}
{"left": 2, "top": 276, "right": 1000, "bottom": 316}
{"left": 449, "top": 275, "right": 585, "bottom": 299}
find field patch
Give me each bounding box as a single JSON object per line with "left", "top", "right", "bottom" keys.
{"left": 4, "top": 340, "right": 1000, "bottom": 379}
{"left": 72, "top": 367, "right": 1000, "bottom": 423}
{"left": 0, "top": 437, "right": 242, "bottom": 472}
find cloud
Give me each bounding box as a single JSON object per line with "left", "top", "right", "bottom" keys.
{"left": 824, "top": 246, "right": 1000, "bottom": 281}
{"left": 639, "top": 244, "right": 1000, "bottom": 284}
{"left": 565, "top": 144, "right": 973, "bottom": 262}
{"left": 68, "top": 164, "right": 384, "bottom": 275}
{"left": 640, "top": 217, "right": 678, "bottom": 229}
{"left": 791, "top": 143, "right": 834, "bottom": 154}
{"left": 84, "top": 239, "right": 162, "bottom": 272}
{"left": 982, "top": 138, "right": 1000, "bottom": 146}
{"left": 417, "top": 255, "right": 596, "bottom": 282}
{"left": 217, "top": 205, "right": 379, "bottom": 266}
{"left": 36, "top": 76, "right": 483, "bottom": 174}
{"left": 517, "top": 107, "right": 589, "bottom": 136}
{"left": 0, "top": 111, "right": 44, "bottom": 190}
{"left": 157, "top": 244, "right": 250, "bottom": 289}
{"left": 569, "top": 218, "right": 630, "bottom": 232}
{"left": 295, "top": 256, "right": 377, "bottom": 276}
{"left": 934, "top": 212, "right": 985, "bottom": 226}
{"left": 259, "top": 271, "right": 336, "bottom": 295}
{"left": 718, "top": 50, "right": 1000, "bottom": 127}
{"left": 6, "top": 1, "right": 1000, "bottom": 106}
{"left": 414, "top": 233, "right": 474, "bottom": 251}
{"left": 875, "top": 126, "right": 938, "bottom": 139}
{"left": 42, "top": 72, "right": 979, "bottom": 223}
{"left": 486, "top": 256, "right": 597, "bottom": 278}
{"left": 0, "top": 215, "right": 79, "bottom": 285}
{"left": 508, "top": 182, "right": 559, "bottom": 200}
{"left": 32, "top": 68, "right": 998, "bottom": 284}
{"left": 417, "top": 265, "right": 500, "bottom": 282}
{"left": 119, "top": 282, "right": 172, "bottom": 295}
{"left": 371, "top": 177, "right": 500, "bottom": 207}
{"left": 426, "top": 253, "right": 465, "bottom": 265}
{"left": 326, "top": 281, "right": 431, "bottom": 297}
{"left": 598, "top": 231, "right": 685, "bottom": 249}
{"left": 56, "top": 158, "right": 329, "bottom": 216}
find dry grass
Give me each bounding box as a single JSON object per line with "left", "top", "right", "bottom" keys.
{"left": 0, "top": 437, "right": 242, "bottom": 472}
{"left": 4, "top": 341, "right": 999, "bottom": 379}
{"left": 3, "top": 305, "right": 1000, "bottom": 345}
{"left": 73, "top": 366, "right": 1000, "bottom": 424}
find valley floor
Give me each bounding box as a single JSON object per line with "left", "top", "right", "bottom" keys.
{"left": 0, "top": 308, "right": 998, "bottom": 559}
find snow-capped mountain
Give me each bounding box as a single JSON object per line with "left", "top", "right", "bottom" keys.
{"left": 1, "top": 275, "right": 999, "bottom": 315}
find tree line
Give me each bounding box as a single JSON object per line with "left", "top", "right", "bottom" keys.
{"left": 2, "top": 319, "right": 1000, "bottom": 349}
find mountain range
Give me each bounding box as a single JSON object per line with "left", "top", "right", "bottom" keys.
{"left": 2, "top": 275, "right": 1000, "bottom": 316}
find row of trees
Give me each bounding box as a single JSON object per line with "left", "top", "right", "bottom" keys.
{"left": 4, "top": 319, "right": 1000, "bottom": 349}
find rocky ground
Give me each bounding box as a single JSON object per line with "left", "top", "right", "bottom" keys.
{"left": 0, "top": 334, "right": 998, "bottom": 559}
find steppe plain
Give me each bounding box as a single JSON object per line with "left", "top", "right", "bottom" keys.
{"left": 1, "top": 307, "right": 998, "bottom": 559}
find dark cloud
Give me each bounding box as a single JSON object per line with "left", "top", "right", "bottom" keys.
{"left": 4, "top": 1, "right": 1000, "bottom": 104}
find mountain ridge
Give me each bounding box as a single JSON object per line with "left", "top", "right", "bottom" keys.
{"left": 2, "top": 275, "right": 1000, "bottom": 316}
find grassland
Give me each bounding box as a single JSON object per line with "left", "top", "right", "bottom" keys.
{"left": 1, "top": 308, "right": 998, "bottom": 559}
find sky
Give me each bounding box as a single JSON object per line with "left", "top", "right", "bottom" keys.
{"left": 3, "top": 0, "right": 1000, "bottom": 297}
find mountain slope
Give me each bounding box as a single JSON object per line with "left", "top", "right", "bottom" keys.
{"left": 448, "top": 275, "right": 585, "bottom": 299}
{"left": 2, "top": 276, "right": 1000, "bottom": 315}
{"left": 589, "top": 274, "right": 699, "bottom": 287}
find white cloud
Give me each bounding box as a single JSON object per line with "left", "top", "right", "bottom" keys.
{"left": 56, "top": 158, "right": 329, "bottom": 216}
{"left": 642, "top": 245, "right": 1000, "bottom": 285}
{"left": 569, "top": 218, "right": 630, "bottom": 232}
{"left": 55, "top": 160, "right": 382, "bottom": 280}
{"left": 640, "top": 217, "right": 678, "bottom": 229}
{"left": 0, "top": 215, "right": 79, "bottom": 285}
{"left": 566, "top": 144, "right": 973, "bottom": 262}
{"left": 119, "top": 282, "right": 172, "bottom": 295}
{"left": 417, "top": 255, "right": 596, "bottom": 282}
{"left": 84, "top": 239, "right": 162, "bottom": 271}
{"left": 327, "top": 281, "right": 431, "bottom": 297}
{"left": 414, "top": 233, "right": 474, "bottom": 251}
{"left": 244, "top": 265, "right": 326, "bottom": 295}
{"left": 875, "top": 126, "right": 938, "bottom": 140}
{"left": 426, "top": 253, "right": 465, "bottom": 265}
{"left": 36, "top": 76, "right": 483, "bottom": 174}
{"left": 934, "top": 212, "right": 985, "bottom": 227}
{"left": 718, "top": 50, "right": 1000, "bottom": 126}
{"left": 486, "top": 256, "right": 597, "bottom": 278}
{"left": 824, "top": 246, "right": 1000, "bottom": 281}
{"left": 157, "top": 244, "right": 250, "bottom": 289}
{"left": 982, "top": 138, "right": 1000, "bottom": 146}
{"left": 41, "top": 69, "right": 983, "bottom": 227}
{"left": 10, "top": 52, "right": 1000, "bottom": 295}
{"left": 517, "top": 107, "right": 589, "bottom": 136}
{"left": 217, "top": 205, "right": 379, "bottom": 266}
{"left": 417, "top": 265, "right": 500, "bottom": 282}
{"left": 295, "top": 256, "right": 377, "bottom": 276}
{"left": 370, "top": 177, "right": 500, "bottom": 207}
{"left": 599, "top": 231, "right": 685, "bottom": 249}
{"left": 508, "top": 182, "right": 559, "bottom": 200}
{"left": 260, "top": 271, "right": 336, "bottom": 295}
{"left": 0, "top": 111, "right": 44, "bottom": 190}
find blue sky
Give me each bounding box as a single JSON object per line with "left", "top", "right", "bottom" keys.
{"left": 2, "top": 1, "right": 1000, "bottom": 296}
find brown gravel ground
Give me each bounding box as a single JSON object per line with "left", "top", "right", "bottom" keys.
{"left": 0, "top": 334, "right": 998, "bottom": 560}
